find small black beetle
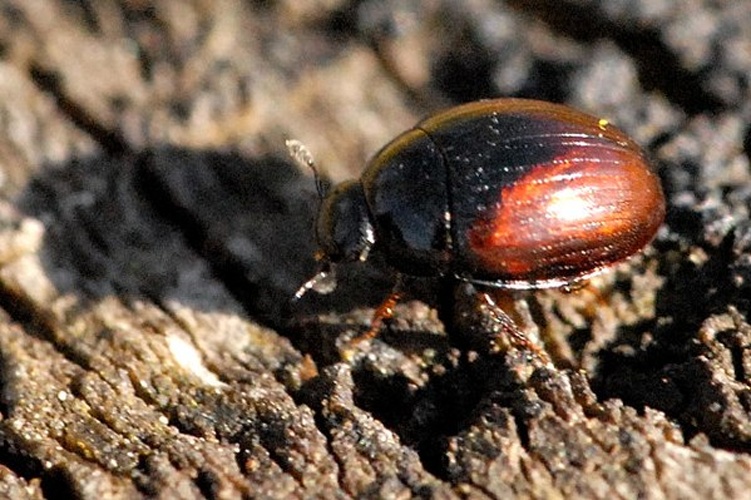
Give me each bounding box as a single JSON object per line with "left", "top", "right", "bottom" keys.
{"left": 291, "top": 98, "right": 665, "bottom": 353}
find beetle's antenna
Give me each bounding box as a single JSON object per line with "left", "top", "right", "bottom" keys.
{"left": 287, "top": 139, "right": 336, "bottom": 301}
{"left": 286, "top": 139, "right": 326, "bottom": 200}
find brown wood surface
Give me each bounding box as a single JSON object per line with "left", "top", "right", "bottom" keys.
{"left": 0, "top": 1, "right": 750, "bottom": 498}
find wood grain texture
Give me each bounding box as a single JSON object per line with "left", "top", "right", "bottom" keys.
{"left": 0, "top": 0, "right": 750, "bottom": 498}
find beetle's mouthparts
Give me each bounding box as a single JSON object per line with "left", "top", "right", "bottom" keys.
{"left": 294, "top": 265, "right": 338, "bottom": 300}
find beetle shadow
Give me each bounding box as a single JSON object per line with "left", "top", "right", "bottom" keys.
{"left": 13, "top": 146, "right": 395, "bottom": 344}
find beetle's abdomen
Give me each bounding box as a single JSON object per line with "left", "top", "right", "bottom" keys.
{"left": 462, "top": 143, "right": 663, "bottom": 286}
{"left": 420, "top": 100, "right": 664, "bottom": 288}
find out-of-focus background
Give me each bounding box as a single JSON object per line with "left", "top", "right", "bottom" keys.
{"left": 0, "top": 1, "right": 750, "bottom": 498}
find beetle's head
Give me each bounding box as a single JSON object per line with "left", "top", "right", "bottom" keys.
{"left": 295, "top": 180, "right": 375, "bottom": 299}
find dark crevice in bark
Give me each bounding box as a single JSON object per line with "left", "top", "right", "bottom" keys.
{"left": 506, "top": 0, "right": 725, "bottom": 115}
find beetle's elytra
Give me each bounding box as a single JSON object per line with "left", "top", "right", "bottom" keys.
{"left": 297, "top": 98, "right": 665, "bottom": 299}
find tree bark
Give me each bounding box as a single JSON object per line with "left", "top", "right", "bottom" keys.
{"left": 0, "top": 0, "right": 749, "bottom": 498}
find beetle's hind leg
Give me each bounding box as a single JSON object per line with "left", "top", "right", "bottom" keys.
{"left": 478, "top": 290, "right": 551, "bottom": 365}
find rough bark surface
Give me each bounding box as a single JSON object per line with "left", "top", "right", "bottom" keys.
{"left": 0, "top": 1, "right": 750, "bottom": 498}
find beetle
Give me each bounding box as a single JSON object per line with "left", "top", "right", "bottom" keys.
{"left": 290, "top": 98, "right": 665, "bottom": 354}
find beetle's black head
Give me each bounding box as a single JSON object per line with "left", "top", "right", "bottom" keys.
{"left": 317, "top": 181, "right": 374, "bottom": 263}
{"left": 295, "top": 180, "right": 374, "bottom": 299}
